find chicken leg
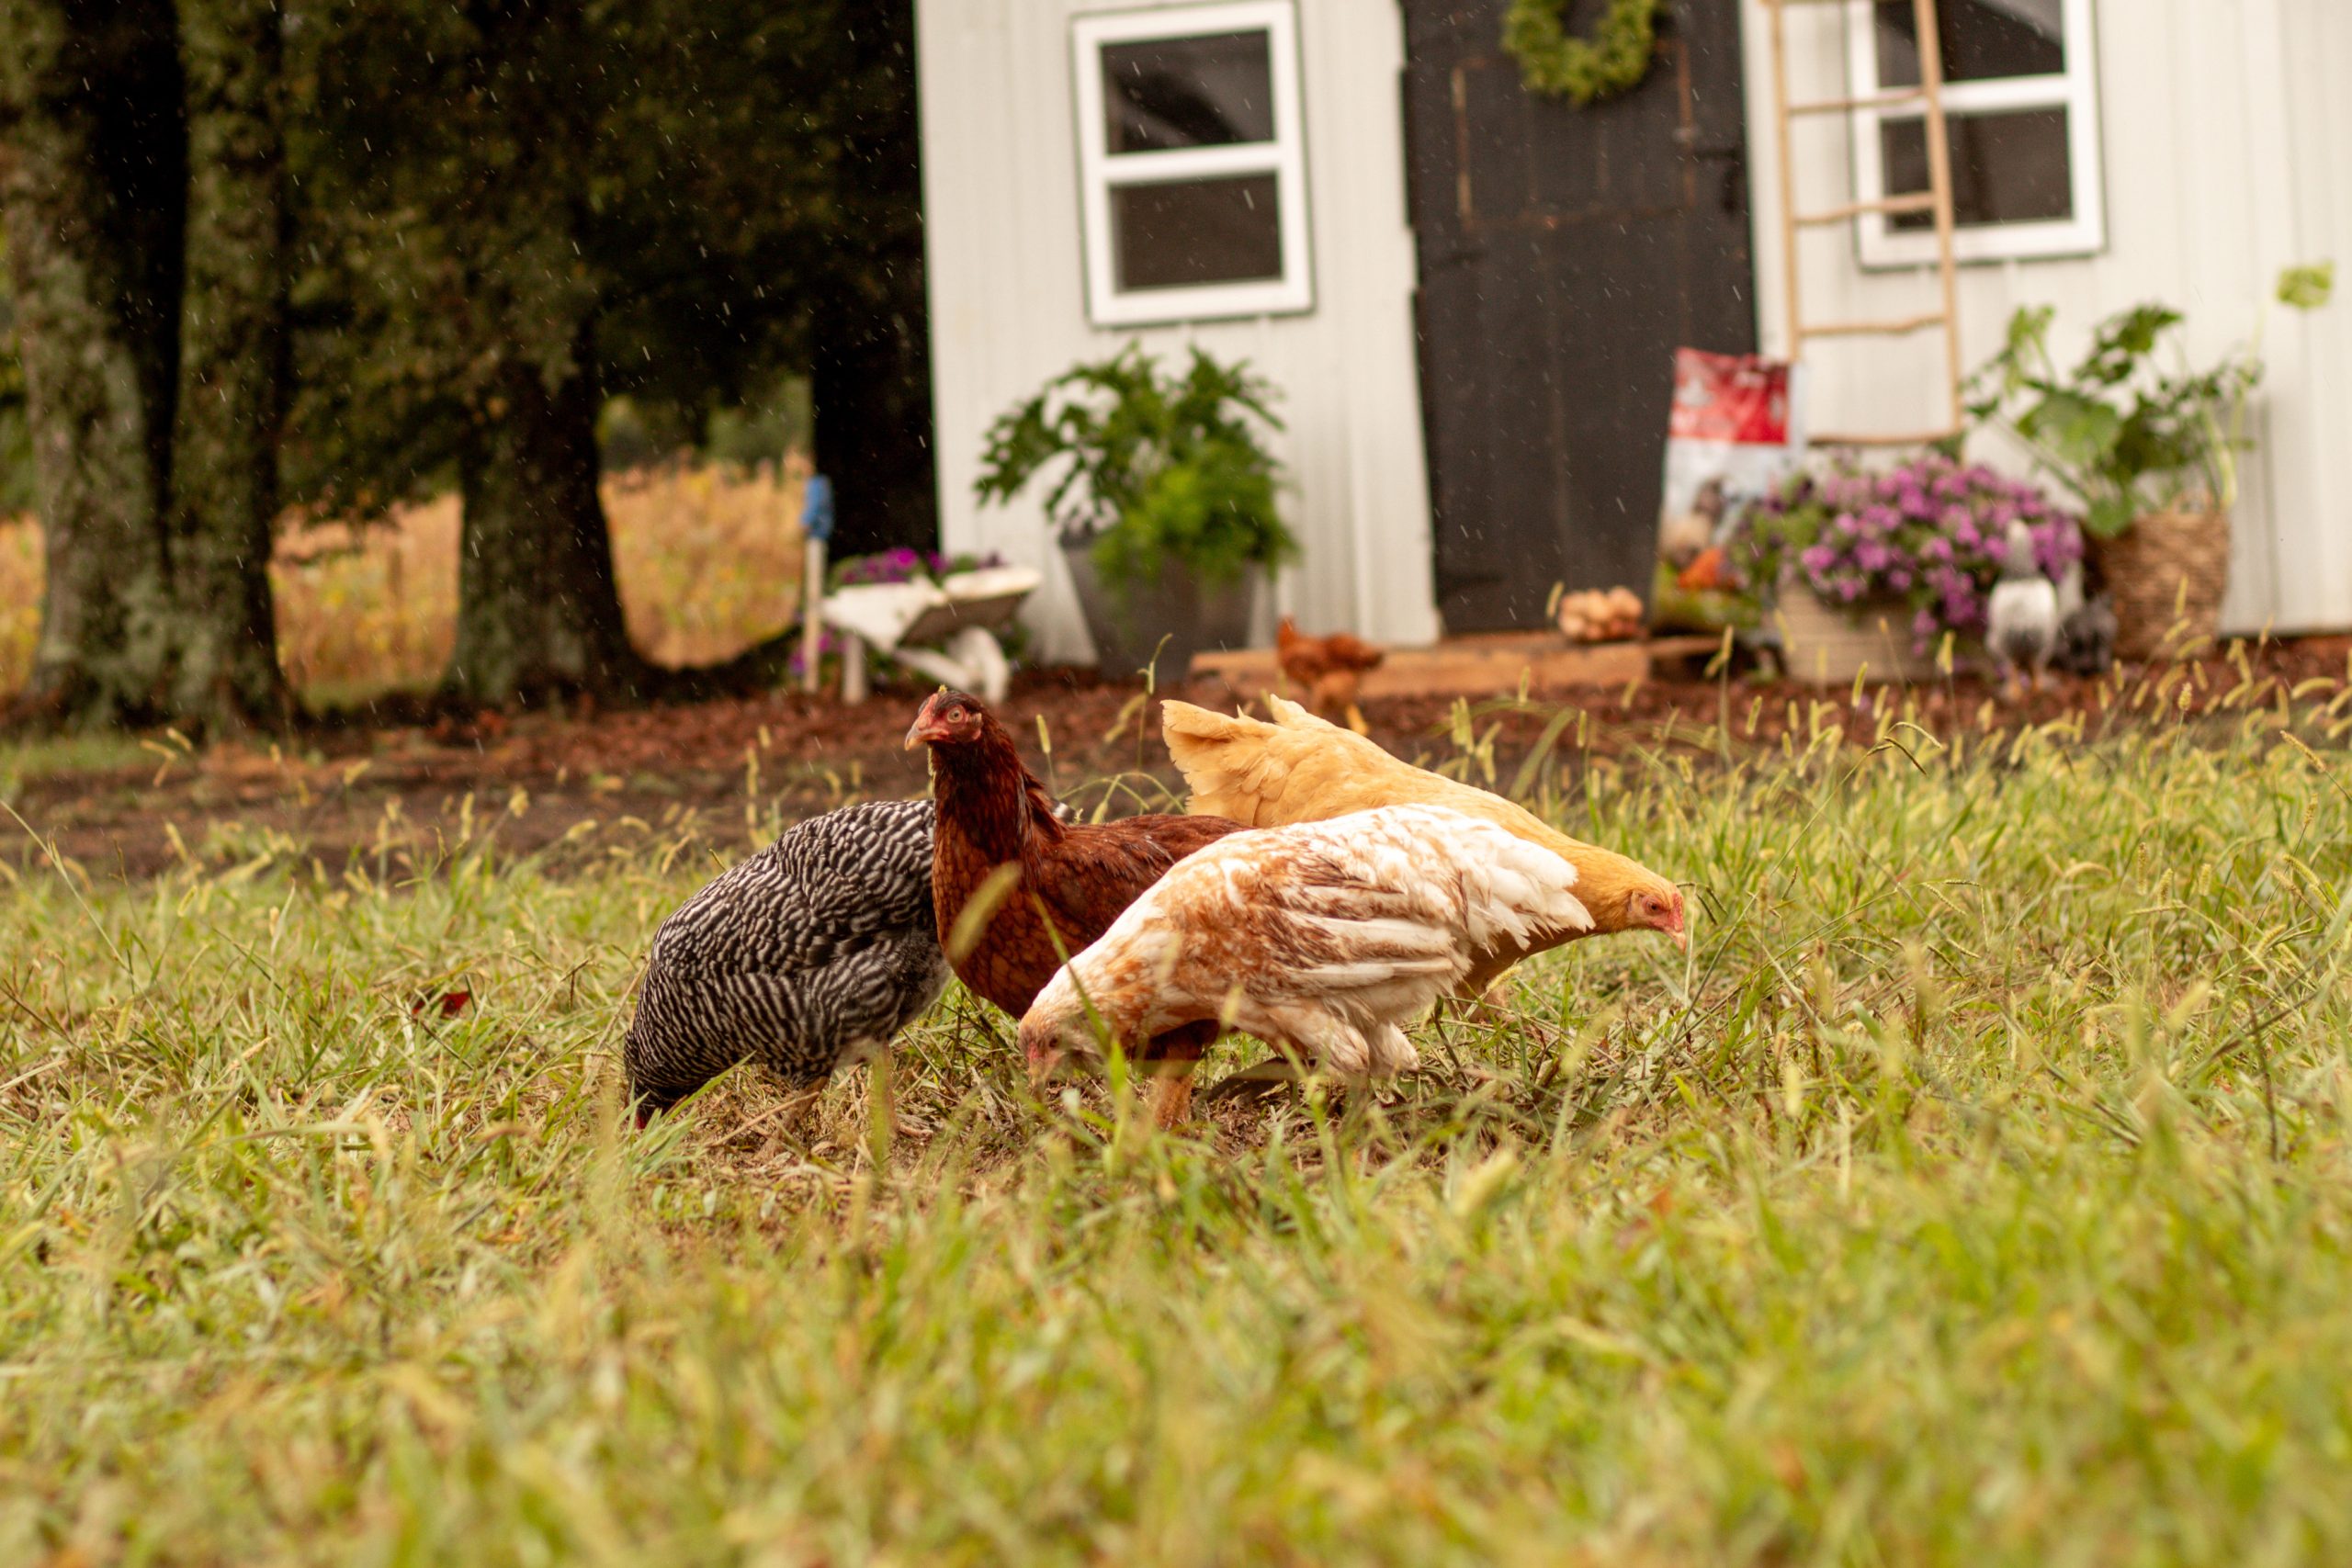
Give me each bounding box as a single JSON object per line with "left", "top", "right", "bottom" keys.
{"left": 1141, "top": 1020, "right": 1218, "bottom": 1129}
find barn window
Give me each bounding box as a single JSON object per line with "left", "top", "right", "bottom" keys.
{"left": 1071, "top": 2, "right": 1312, "bottom": 325}
{"left": 1844, "top": 0, "right": 2105, "bottom": 265}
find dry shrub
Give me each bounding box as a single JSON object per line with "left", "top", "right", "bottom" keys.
{"left": 272, "top": 494, "right": 462, "bottom": 698}
{"left": 608, "top": 457, "right": 806, "bottom": 666}
{"left": 0, "top": 457, "right": 807, "bottom": 704}
{"left": 0, "top": 520, "right": 39, "bottom": 691}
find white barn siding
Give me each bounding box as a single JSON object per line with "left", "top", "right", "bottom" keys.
{"left": 915, "top": 0, "right": 1440, "bottom": 665}
{"left": 1739, "top": 0, "right": 2352, "bottom": 635}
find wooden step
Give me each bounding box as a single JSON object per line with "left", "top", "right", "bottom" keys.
{"left": 1809, "top": 428, "right": 1962, "bottom": 447}
{"left": 1798, "top": 310, "right": 1949, "bottom": 340}
{"left": 1789, "top": 88, "right": 1929, "bottom": 116}
{"left": 1188, "top": 634, "right": 1722, "bottom": 703}
{"left": 1794, "top": 191, "right": 1937, "bottom": 226}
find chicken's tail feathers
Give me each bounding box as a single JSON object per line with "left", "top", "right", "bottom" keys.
{"left": 1262, "top": 692, "right": 1343, "bottom": 733}
{"left": 1159, "top": 699, "right": 1293, "bottom": 823}
{"left": 1159, "top": 698, "right": 1271, "bottom": 749}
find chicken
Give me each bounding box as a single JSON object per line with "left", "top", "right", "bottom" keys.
{"left": 906, "top": 688, "right": 1243, "bottom": 1126}
{"left": 1986, "top": 518, "right": 2061, "bottom": 697}
{"left": 1020, "top": 806, "right": 1593, "bottom": 1093}
{"left": 1277, "top": 615, "right": 1385, "bottom": 734}
{"left": 1677, "top": 546, "right": 1733, "bottom": 594}
{"left": 2054, "top": 560, "right": 2117, "bottom": 676}
{"left": 1658, "top": 477, "right": 1727, "bottom": 569}
{"left": 625, "top": 799, "right": 947, "bottom": 1125}
{"left": 1159, "top": 694, "right": 1684, "bottom": 997}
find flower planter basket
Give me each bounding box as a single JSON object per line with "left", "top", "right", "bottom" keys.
{"left": 1775, "top": 584, "right": 1933, "bottom": 687}
{"left": 2090, "top": 506, "right": 2230, "bottom": 661}
{"left": 1061, "top": 538, "right": 1255, "bottom": 679}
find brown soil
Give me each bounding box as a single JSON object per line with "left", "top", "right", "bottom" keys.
{"left": 11, "top": 636, "right": 2346, "bottom": 885}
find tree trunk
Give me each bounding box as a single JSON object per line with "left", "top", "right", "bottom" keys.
{"left": 0, "top": 0, "right": 289, "bottom": 733}
{"left": 0, "top": 0, "right": 183, "bottom": 727}
{"left": 811, "top": 0, "right": 936, "bottom": 560}
{"left": 165, "top": 0, "right": 291, "bottom": 728}
{"left": 447, "top": 344, "right": 651, "bottom": 706}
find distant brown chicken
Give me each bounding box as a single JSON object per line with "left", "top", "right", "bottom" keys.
{"left": 1276, "top": 615, "right": 1384, "bottom": 734}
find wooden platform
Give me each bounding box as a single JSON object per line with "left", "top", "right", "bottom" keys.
{"left": 1189, "top": 633, "right": 1722, "bottom": 703}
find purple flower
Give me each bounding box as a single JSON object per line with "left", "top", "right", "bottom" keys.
{"left": 1731, "top": 451, "right": 2083, "bottom": 649}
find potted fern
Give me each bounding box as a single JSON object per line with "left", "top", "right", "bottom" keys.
{"left": 1964, "top": 264, "right": 2333, "bottom": 659}
{"left": 974, "top": 344, "right": 1297, "bottom": 675}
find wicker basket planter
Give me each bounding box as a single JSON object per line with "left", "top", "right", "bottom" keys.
{"left": 1774, "top": 582, "right": 1933, "bottom": 686}
{"left": 2090, "top": 505, "right": 2230, "bottom": 661}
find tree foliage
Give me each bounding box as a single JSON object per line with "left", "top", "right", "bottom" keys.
{"left": 0, "top": 0, "right": 933, "bottom": 723}
{"left": 279, "top": 0, "right": 922, "bottom": 704}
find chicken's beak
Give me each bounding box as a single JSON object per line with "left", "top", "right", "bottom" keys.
{"left": 1669, "top": 897, "right": 1689, "bottom": 953}
{"left": 903, "top": 720, "right": 925, "bottom": 751}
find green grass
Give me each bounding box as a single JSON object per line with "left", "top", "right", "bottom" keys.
{"left": 0, "top": 731, "right": 151, "bottom": 799}
{"left": 2, "top": 690, "right": 2351, "bottom": 1565}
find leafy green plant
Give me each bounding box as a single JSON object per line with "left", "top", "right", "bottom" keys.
{"left": 974, "top": 344, "right": 1296, "bottom": 593}
{"left": 1965, "top": 263, "right": 2334, "bottom": 538}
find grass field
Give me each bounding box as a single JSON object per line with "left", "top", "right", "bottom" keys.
{"left": 2, "top": 682, "right": 2350, "bottom": 1564}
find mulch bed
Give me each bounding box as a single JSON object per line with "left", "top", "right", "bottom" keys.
{"left": 10, "top": 635, "right": 2346, "bottom": 884}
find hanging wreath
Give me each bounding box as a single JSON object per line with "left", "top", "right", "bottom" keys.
{"left": 1500, "top": 0, "right": 1664, "bottom": 107}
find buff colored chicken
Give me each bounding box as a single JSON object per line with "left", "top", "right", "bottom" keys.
{"left": 1019, "top": 805, "right": 1592, "bottom": 1091}
{"left": 1159, "top": 694, "right": 1685, "bottom": 998}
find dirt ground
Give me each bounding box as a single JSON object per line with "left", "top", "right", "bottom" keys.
{"left": 9, "top": 634, "right": 2347, "bottom": 885}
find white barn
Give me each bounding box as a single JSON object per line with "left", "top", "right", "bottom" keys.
{"left": 914, "top": 0, "right": 2352, "bottom": 663}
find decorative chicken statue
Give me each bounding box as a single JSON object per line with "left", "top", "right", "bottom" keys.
{"left": 1985, "top": 517, "right": 2060, "bottom": 698}
{"left": 2053, "top": 559, "right": 2117, "bottom": 676}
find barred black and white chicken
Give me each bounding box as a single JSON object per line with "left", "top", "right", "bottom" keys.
{"left": 624, "top": 799, "right": 947, "bottom": 1123}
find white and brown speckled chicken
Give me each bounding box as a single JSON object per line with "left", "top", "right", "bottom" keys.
{"left": 1018, "top": 805, "right": 1592, "bottom": 1088}
{"left": 624, "top": 799, "right": 948, "bottom": 1123}
{"left": 1159, "top": 694, "right": 1684, "bottom": 993}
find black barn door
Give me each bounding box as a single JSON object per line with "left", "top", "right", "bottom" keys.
{"left": 1403, "top": 1, "right": 1758, "bottom": 631}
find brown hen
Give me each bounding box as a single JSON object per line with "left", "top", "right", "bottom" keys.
{"left": 906, "top": 689, "right": 1242, "bottom": 1126}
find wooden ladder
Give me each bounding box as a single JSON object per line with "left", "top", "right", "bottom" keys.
{"left": 1761, "top": 0, "right": 1963, "bottom": 447}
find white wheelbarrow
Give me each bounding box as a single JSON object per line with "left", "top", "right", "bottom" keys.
{"left": 819, "top": 565, "right": 1041, "bottom": 705}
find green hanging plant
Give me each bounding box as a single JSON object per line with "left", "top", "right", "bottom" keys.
{"left": 1501, "top": 0, "right": 1663, "bottom": 107}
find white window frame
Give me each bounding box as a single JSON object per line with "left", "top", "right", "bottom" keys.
{"left": 1070, "top": 1, "right": 1313, "bottom": 327}
{"left": 1844, "top": 0, "right": 2105, "bottom": 266}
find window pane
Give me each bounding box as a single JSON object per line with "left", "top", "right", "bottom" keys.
{"left": 1882, "top": 108, "right": 2073, "bottom": 229}
{"left": 1875, "top": 0, "right": 2064, "bottom": 86}
{"left": 1102, "top": 30, "right": 1275, "bottom": 153}
{"left": 1110, "top": 175, "right": 1283, "bottom": 291}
